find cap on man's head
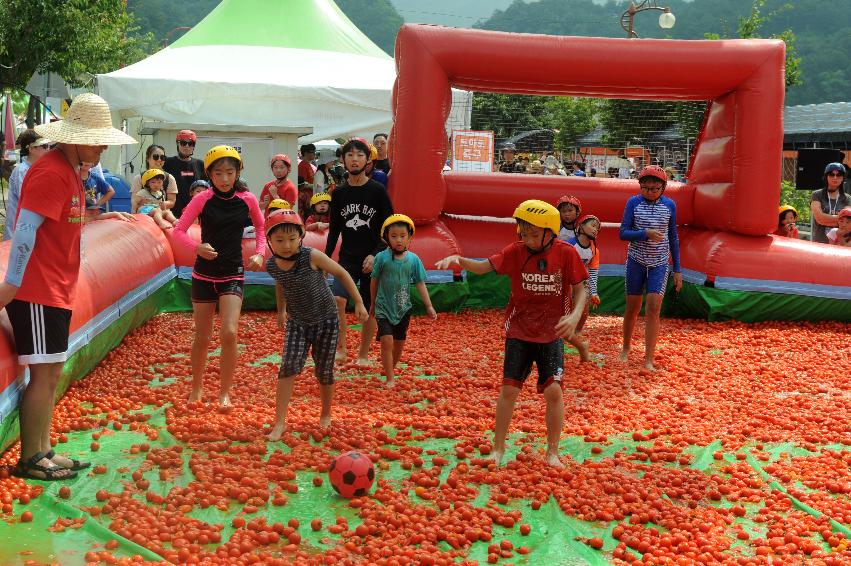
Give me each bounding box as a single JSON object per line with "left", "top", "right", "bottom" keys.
{"left": 824, "top": 162, "right": 846, "bottom": 176}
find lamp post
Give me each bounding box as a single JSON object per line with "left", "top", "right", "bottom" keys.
{"left": 620, "top": 0, "right": 676, "bottom": 38}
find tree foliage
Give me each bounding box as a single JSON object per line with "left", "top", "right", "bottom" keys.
{"left": 127, "top": 0, "right": 404, "bottom": 57}
{"left": 705, "top": 0, "right": 801, "bottom": 90}
{"left": 544, "top": 97, "right": 599, "bottom": 150}
{"left": 470, "top": 93, "right": 598, "bottom": 149}
{"left": 336, "top": 0, "right": 404, "bottom": 55}
{"left": 127, "top": 0, "right": 220, "bottom": 46}
{"left": 0, "top": 0, "right": 153, "bottom": 91}
{"left": 471, "top": 93, "right": 550, "bottom": 140}
{"left": 474, "top": 0, "right": 851, "bottom": 106}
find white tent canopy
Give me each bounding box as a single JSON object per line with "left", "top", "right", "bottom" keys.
{"left": 97, "top": 0, "right": 470, "bottom": 144}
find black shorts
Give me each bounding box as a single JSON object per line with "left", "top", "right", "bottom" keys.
{"left": 5, "top": 300, "right": 72, "bottom": 364}
{"left": 503, "top": 338, "right": 564, "bottom": 393}
{"left": 191, "top": 277, "right": 245, "bottom": 303}
{"left": 330, "top": 258, "right": 372, "bottom": 311}
{"left": 376, "top": 311, "right": 412, "bottom": 341}
{"left": 281, "top": 317, "right": 339, "bottom": 384}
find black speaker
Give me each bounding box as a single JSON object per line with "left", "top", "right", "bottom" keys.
{"left": 796, "top": 148, "right": 845, "bottom": 191}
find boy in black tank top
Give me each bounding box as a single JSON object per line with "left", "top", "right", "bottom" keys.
{"left": 264, "top": 210, "right": 368, "bottom": 441}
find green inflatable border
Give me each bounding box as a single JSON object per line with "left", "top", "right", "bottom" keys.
{"left": 0, "top": 284, "right": 173, "bottom": 454}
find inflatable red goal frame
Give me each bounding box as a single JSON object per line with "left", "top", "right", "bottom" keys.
{"left": 387, "top": 25, "right": 785, "bottom": 265}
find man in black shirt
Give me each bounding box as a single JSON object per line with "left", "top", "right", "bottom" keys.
{"left": 163, "top": 129, "right": 206, "bottom": 218}
{"left": 325, "top": 137, "right": 394, "bottom": 365}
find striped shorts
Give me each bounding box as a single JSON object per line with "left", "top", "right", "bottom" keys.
{"left": 281, "top": 316, "right": 339, "bottom": 384}
{"left": 5, "top": 300, "right": 72, "bottom": 364}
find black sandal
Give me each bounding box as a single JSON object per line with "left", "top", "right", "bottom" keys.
{"left": 14, "top": 451, "right": 78, "bottom": 481}
{"left": 45, "top": 449, "right": 91, "bottom": 471}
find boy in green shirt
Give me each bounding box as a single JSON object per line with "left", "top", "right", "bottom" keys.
{"left": 370, "top": 214, "right": 436, "bottom": 386}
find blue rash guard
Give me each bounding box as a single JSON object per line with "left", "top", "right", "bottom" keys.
{"left": 619, "top": 194, "right": 681, "bottom": 272}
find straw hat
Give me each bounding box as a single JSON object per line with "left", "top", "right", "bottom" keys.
{"left": 34, "top": 93, "right": 136, "bottom": 146}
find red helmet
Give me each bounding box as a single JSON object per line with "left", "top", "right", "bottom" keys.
{"left": 270, "top": 154, "right": 292, "bottom": 168}
{"left": 638, "top": 165, "right": 667, "bottom": 183}
{"left": 838, "top": 207, "right": 851, "bottom": 220}
{"left": 265, "top": 208, "right": 304, "bottom": 237}
{"left": 577, "top": 214, "right": 600, "bottom": 226}
{"left": 556, "top": 195, "right": 582, "bottom": 212}
{"left": 176, "top": 129, "right": 197, "bottom": 142}
{"left": 342, "top": 137, "right": 371, "bottom": 156}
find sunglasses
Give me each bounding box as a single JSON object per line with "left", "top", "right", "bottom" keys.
{"left": 827, "top": 172, "right": 844, "bottom": 177}
{"left": 151, "top": 154, "right": 166, "bottom": 160}
{"left": 178, "top": 140, "right": 196, "bottom": 147}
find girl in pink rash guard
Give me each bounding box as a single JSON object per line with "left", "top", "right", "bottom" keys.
{"left": 174, "top": 145, "right": 266, "bottom": 406}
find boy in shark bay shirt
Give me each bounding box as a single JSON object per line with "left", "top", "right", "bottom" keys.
{"left": 325, "top": 137, "right": 394, "bottom": 365}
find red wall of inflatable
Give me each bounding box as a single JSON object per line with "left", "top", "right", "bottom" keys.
{"left": 387, "top": 25, "right": 787, "bottom": 263}
{"left": 381, "top": 25, "right": 851, "bottom": 290}
{"left": 0, "top": 219, "right": 176, "bottom": 399}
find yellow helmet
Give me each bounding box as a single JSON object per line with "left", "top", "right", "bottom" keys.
{"left": 778, "top": 205, "right": 797, "bottom": 217}
{"left": 513, "top": 199, "right": 561, "bottom": 235}
{"left": 381, "top": 213, "right": 415, "bottom": 242}
{"left": 204, "top": 145, "right": 243, "bottom": 171}
{"left": 141, "top": 168, "right": 166, "bottom": 186}
{"left": 369, "top": 144, "right": 378, "bottom": 162}
{"left": 268, "top": 199, "right": 291, "bottom": 211}
{"left": 310, "top": 192, "right": 331, "bottom": 207}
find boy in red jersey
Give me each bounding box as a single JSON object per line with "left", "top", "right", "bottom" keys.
{"left": 437, "top": 200, "right": 587, "bottom": 468}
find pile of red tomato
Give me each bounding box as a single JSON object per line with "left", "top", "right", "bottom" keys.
{"left": 1, "top": 311, "right": 850, "bottom": 564}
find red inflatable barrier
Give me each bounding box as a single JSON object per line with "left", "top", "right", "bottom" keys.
{"left": 389, "top": 25, "right": 785, "bottom": 258}
{"left": 0, "top": 216, "right": 175, "bottom": 406}
{"left": 442, "top": 173, "right": 695, "bottom": 225}
{"left": 73, "top": 218, "right": 176, "bottom": 327}
{"left": 679, "top": 228, "right": 851, "bottom": 285}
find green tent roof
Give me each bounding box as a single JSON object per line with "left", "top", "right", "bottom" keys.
{"left": 171, "top": 0, "right": 390, "bottom": 59}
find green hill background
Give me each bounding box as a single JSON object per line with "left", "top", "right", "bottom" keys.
{"left": 127, "top": 0, "right": 849, "bottom": 106}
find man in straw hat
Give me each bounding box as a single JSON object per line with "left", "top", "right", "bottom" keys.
{"left": 0, "top": 92, "right": 136, "bottom": 480}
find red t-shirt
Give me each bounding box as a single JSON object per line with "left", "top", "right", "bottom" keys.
{"left": 260, "top": 179, "right": 297, "bottom": 210}
{"left": 14, "top": 150, "right": 85, "bottom": 309}
{"left": 489, "top": 240, "right": 588, "bottom": 343}
{"left": 297, "top": 160, "right": 315, "bottom": 185}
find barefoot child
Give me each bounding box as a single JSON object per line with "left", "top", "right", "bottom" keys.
{"left": 133, "top": 169, "right": 179, "bottom": 229}
{"left": 618, "top": 165, "right": 682, "bottom": 371}
{"left": 305, "top": 192, "right": 331, "bottom": 232}
{"left": 174, "top": 146, "right": 265, "bottom": 406}
{"left": 264, "top": 209, "right": 368, "bottom": 440}
{"left": 436, "top": 200, "right": 588, "bottom": 468}
{"left": 556, "top": 195, "right": 581, "bottom": 241}
{"left": 325, "top": 137, "right": 394, "bottom": 365}
{"left": 565, "top": 214, "right": 602, "bottom": 361}
{"left": 370, "top": 214, "right": 436, "bottom": 386}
